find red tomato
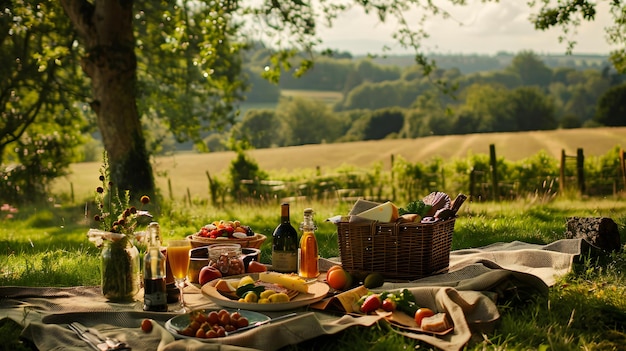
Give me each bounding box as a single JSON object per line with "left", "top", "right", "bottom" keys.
{"left": 207, "top": 311, "right": 219, "bottom": 325}
{"left": 140, "top": 319, "right": 153, "bottom": 332}
{"left": 414, "top": 308, "right": 435, "bottom": 327}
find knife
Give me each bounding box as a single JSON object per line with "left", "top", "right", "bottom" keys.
{"left": 226, "top": 312, "right": 298, "bottom": 336}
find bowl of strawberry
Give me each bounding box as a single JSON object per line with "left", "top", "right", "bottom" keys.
{"left": 187, "top": 220, "right": 266, "bottom": 249}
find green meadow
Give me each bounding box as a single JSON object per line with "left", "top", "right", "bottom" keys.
{"left": 2, "top": 128, "right": 626, "bottom": 350}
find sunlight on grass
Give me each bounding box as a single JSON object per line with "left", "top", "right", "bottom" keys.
{"left": 1, "top": 197, "right": 625, "bottom": 350}
{"left": 0, "top": 247, "right": 100, "bottom": 286}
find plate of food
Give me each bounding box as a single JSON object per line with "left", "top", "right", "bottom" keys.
{"left": 165, "top": 308, "right": 270, "bottom": 340}
{"left": 201, "top": 272, "right": 330, "bottom": 311}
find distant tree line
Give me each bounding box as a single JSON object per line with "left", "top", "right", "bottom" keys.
{"left": 209, "top": 50, "right": 626, "bottom": 151}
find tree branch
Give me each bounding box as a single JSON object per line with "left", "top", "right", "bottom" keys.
{"left": 59, "top": 0, "right": 96, "bottom": 44}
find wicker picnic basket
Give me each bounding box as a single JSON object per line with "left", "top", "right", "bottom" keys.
{"left": 336, "top": 218, "right": 455, "bottom": 281}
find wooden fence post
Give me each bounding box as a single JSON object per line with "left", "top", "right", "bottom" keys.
{"left": 577, "top": 148, "right": 585, "bottom": 194}
{"left": 619, "top": 149, "right": 626, "bottom": 191}
{"left": 560, "top": 149, "right": 566, "bottom": 193}
{"left": 441, "top": 166, "right": 445, "bottom": 191}
{"left": 206, "top": 170, "right": 217, "bottom": 206}
{"left": 469, "top": 168, "right": 475, "bottom": 200}
{"left": 489, "top": 144, "right": 498, "bottom": 201}
{"left": 168, "top": 178, "right": 173, "bottom": 201}
{"left": 391, "top": 154, "right": 396, "bottom": 201}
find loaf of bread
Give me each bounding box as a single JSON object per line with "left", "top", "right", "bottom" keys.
{"left": 420, "top": 312, "right": 451, "bottom": 332}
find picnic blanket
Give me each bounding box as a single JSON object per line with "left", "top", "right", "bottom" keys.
{"left": 0, "top": 238, "right": 601, "bottom": 351}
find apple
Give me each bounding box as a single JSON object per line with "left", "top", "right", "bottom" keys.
{"left": 198, "top": 265, "right": 222, "bottom": 285}
{"left": 246, "top": 260, "right": 268, "bottom": 273}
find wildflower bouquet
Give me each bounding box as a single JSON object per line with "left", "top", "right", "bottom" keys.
{"left": 87, "top": 153, "right": 152, "bottom": 301}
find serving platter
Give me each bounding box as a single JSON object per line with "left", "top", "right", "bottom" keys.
{"left": 165, "top": 308, "right": 270, "bottom": 341}
{"left": 201, "top": 273, "right": 330, "bottom": 312}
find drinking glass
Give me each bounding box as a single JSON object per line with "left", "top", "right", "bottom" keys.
{"left": 167, "top": 239, "right": 192, "bottom": 312}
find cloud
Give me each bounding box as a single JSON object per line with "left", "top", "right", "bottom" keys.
{"left": 456, "top": 2, "right": 531, "bottom": 36}
{"left": 316, "top": 1, "right": 614, "bottom": 55}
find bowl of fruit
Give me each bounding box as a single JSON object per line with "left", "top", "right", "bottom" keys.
{"left": 187, "top": 220, "right": 266, "bottom": 249}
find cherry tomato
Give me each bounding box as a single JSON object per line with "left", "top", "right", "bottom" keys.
{"left": 141, "top": 319, "right": 153, "bottom": 332}
{"left": 207, "top": 311, "right": 219, "bottom": 324}
{"left": 414, "top": 308, "right": 435, "bottom": 327}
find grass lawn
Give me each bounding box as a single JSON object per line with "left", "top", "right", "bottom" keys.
{"left": 1, "top": 197, "right": 626, "bottom": 350}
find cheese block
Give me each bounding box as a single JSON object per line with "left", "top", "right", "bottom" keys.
{"left": 348, "top": 199, "right": 381, "bottom": 215}
{"left": 258, "top": 272, "right": 309, "bottom": 293}
{"left": 355, "top": 201, "right": 399, "bottom": 223}
{"left": 214, "top": 279, "right": 236, "bottom": 293}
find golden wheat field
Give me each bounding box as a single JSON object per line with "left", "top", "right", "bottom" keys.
{"left": 53, "top": 127, "right": 626, "bottom": 201}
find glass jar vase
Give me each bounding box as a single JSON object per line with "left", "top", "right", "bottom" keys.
{"left": 101, "top": 236, "right": 140, "bottom": 302}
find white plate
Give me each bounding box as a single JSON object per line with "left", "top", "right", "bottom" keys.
{"left": 201, "top": 273, "right": 330, "bottom": 311}
{"left": 165, "top": 308, "right": 270, "bottom": 340}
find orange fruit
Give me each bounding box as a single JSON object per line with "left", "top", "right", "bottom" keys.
{"left": 326, "top": 266, "right": 352, "bottom": 290}
{"left": 327, "top": 265, "right": 343, "bottom": 275}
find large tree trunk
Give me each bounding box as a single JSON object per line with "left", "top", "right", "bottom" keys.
{"left": 60, "top": 0, "right": 155, "bottom": 198}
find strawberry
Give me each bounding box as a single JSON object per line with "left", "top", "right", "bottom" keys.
{"left": 381, "top": 297, "right": 397, "bottom": 312}
{"left": 360, "top": 294, "right": 382, "bottom": 314}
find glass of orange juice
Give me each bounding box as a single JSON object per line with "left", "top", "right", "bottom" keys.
{"left": 167, "top": 239, "right": 192, "bottom": 312}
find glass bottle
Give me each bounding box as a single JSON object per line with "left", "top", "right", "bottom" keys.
{"left": 143, "top": 222, "right": 168, "bottom": 311}
{"left": 298, "top": 208, "right": 319, "bottom": 278}
{"left": 271, "top": 203, "right": 298, "bottom": 273}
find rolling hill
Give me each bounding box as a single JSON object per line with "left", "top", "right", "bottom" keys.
{"left": 55, "top": 127, "right": 626, "bottom": 201}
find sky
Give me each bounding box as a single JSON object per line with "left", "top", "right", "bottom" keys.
{"left": 316, "top": 1, "right": 615, "bottom": 56}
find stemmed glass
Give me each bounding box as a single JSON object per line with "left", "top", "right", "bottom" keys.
{"left": 167, "top": 239, "right": 192, "bottom": 312}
